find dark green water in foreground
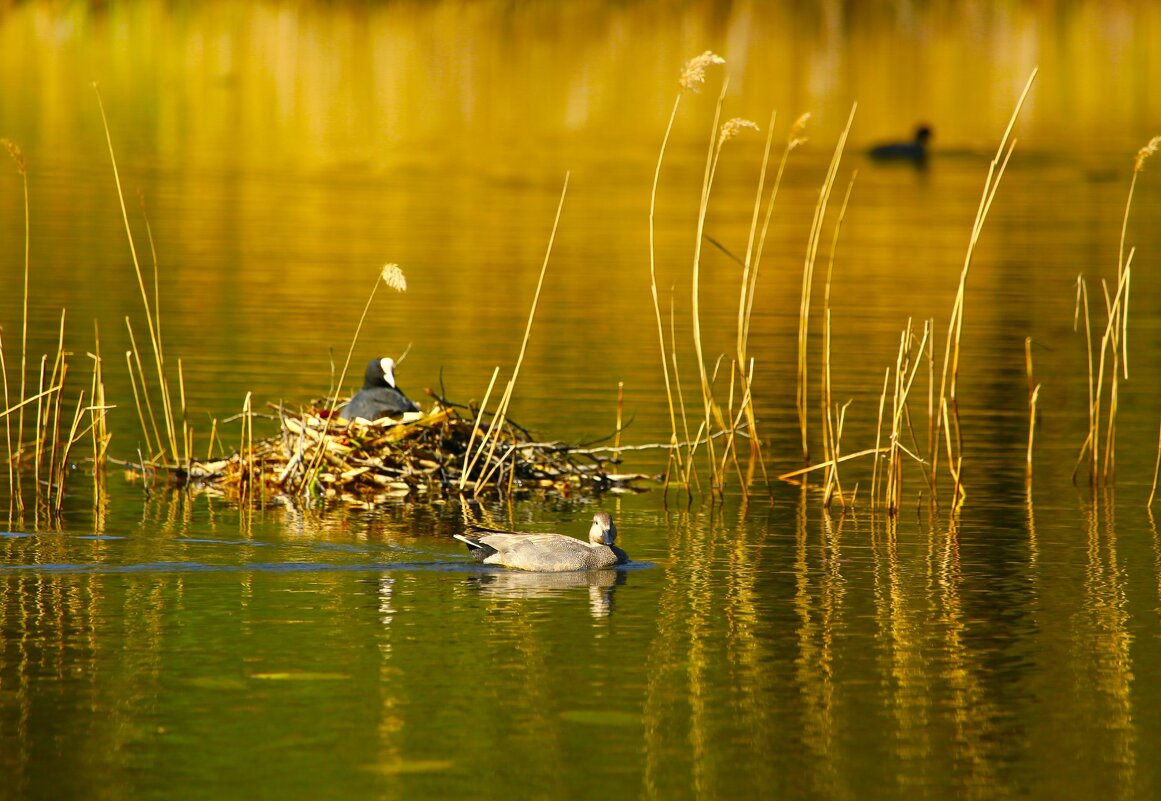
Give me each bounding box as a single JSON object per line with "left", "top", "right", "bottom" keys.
{"left": 4, "top": 2, "right": 1161, "bottom": 799}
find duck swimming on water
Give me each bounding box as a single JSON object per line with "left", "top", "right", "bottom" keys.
{"left": 454, "top": 512, "right": 629, "bottom": 572}
{"left": 340, "top": 357, "right": 420, "bottom": 422}
{"left": 869, "top": 125, "right": 933, "bottom": 163}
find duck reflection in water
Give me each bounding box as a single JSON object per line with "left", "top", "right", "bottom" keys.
{"left": 466, "top": 569, "right": 628, "bottom": 619}
{"left": 868, "top": 124, "right": 933, "bottom": 166}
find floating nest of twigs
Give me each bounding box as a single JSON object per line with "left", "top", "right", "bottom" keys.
{"left": 163, "top": 402, "right": 654, "bottom": 505}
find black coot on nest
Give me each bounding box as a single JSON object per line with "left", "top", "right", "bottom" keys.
{"left": 340, "top": 357, "right": 420, "bottom": 422}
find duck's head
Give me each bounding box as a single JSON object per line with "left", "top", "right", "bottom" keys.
{"left": 914, "top": 125, "right": 933, "bottom": 145}
{"left": 364, "top": 357, "right": 399, "bottom": 389}
{"left": 589, "top": 511, "right": 617, "bottom": 546}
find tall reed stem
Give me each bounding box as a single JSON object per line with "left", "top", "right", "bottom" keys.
{"left": 470, "top": 173, "right": 569, "bottom": 494}
{"left": 796, "top": 104, "right": 856, "bottom": 462}
{"left": 934, "top": 68, "right": 1037, "bottom": 504}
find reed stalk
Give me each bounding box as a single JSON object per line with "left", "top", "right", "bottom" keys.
{"left": 95, "top": 86, "right": 182, "bottom": 464}
{"left": 1149, "top": 415, "right": 1161, "bottom": 507}
{"left": 88, "top": 329, "right": 111, "bottom": 487}
{"left": 240, "top": 392, "right": 254, "bottom": 502}
{"left": 458, "top": 366, "right": 500, "bottom": 489}
{"left": 819, "top": 173, "right": 856, "bottom": 501}
{"left": 649, "top": 52, "right": 723, "bottom": 474}
{"left": 44, "top": 311, "right": 68, "bottom": 497}
{"left": 1072, "top": 263, "right": 1132, "bottom": 486}
{"left": 872, "top": 367, "right": 889, "bottom": 505}
{"left": 669, "top": 297, "right": 698, "bottom": 497}
{"left": 687, "top": 80, "right": 731, "bottom": 493}
{"left": 125, "top": 319, "right": 163, "bottom": 459}
{"left": 34, "top": 356, "right": 46, "bottom": 499}
{"left": 0, "top": 332, "right": 11, "bottom": 509}
{"left": 54, "top": 390, "right": 88, "bottom": 514}
{"left": 614, "top": 381, "right": 624, "bottom": 462}
{"left": 1026, "top": 385, "right": 1040, "bottom": 492}
{"left": 1072, "top": 277, "right": 1096, "bottom": 482}
{"left": 935, "top": 69, "right": 1037, "bottom": 499}
{"left": 722, "top": 110, "right": 777, "bottom": 488}
{"left": 796, "top": 103, "right": 856, "bottom": 462}
{"left": 2, "top": 140, "right": 30, "bottom": 499}
{"left": 884, "top": 319, "right": 931, "bottom": 514}
{"left": 823, "top": 400, "right": 852, "bottom": 508}
{"left": 178, "top": 358, "right": 191, "bottom": 467}
{"left": 469, "top": 173, "right": 568, "bottom": 494}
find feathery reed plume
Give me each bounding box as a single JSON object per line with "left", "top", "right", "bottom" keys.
{"left": 380, "top": 263, "right": 408, "bottom": 293}
{"left": 679, "top": 51, "right": 726, "bottom": 92}
{"left": 797, "top": 104, "right": 856, "bottom": 462}
{"left": 649, "top": 53, "right": 725, "bottom": 488}
{"left": 934, "top": 68, "right": 1037, "bottom": 504}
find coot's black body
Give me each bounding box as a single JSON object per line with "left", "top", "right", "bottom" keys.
{"left": 340, "top": 357, "right": 420, "bottom": 422}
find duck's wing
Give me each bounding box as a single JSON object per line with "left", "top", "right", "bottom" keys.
{"left": 472, "top": 532, "right": 592, "bottom": 572}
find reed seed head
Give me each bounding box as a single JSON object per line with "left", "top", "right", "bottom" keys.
{"left": 381, "top": 263, "right": 408, "bottom": 293}
{"left": 1134, "top": 135, "right": 1160, "bottom": 174}
{"left": 679, "top": 51, "right": 725, "bottom": 92}
{"left": 2, "top": 138, "right": 26, "bottom": 176}
{"left": 718, "top": 117, "right": 759, "bottom": 149}
{"left": 788, "top": 113, "right": 811, "bottom": 150}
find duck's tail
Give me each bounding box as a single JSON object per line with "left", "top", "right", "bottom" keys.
{"left": 454, "top": 532, "right": 497, "bottom": 563}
